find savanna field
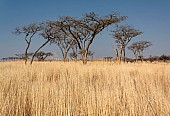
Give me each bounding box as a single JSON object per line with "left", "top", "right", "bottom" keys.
{"left": 0, "top": 61, "right": 169, "bottom": 116}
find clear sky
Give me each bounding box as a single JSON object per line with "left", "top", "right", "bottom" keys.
{"left": 0, "top": 0, "right": 170, "bottom": 59}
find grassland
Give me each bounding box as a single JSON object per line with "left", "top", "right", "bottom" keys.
{"left": 0, "top": 61, "right": 169, "bottom": 116}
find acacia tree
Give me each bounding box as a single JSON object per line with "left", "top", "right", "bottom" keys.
{"left": 111, "top": 25, "right": 142, "bottom": 62}
{"left": 50, "top": 30, "right": 76, "bottom": 61}
{"left": 137, "top": 41, "right": 152, "bottom": 61}
{"left": 13, "top": 23, "right": 42, "bottom": 64}
{"left": 128, "top": 41, "right": 152, "bottom": 61}
{"left": 34, "top": 51, "right": 53, "bottom": 61}
{"left": 159, "top": 55, "right": 169, "bottom": 62}
{"left": 30, "top": 22, "right": 56, "bottom": 64}
{"left": 127, "top": 43, "right": 139, "bottom": 62}
{"left": 54, "top": 12, "right": 127, "bottom": 64}
{"left": 15, "top": 53, "right": 34, "bottom": 60}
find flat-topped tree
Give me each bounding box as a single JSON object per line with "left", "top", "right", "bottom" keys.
{"left": 34, "top": 51, "right": 53, "bottom": 61}
{"left": 112, "top": 25, "right": 142, "bottom": 62}
{"left": 49, "top": 27, "right": 77, "bottom": 62}
{"left": 13, "top": 23, "right": 43, "bottom": 64}
{"left": 127, "top": 43, "right": 139, "bottom": 62}
{"left": 15, "top": 53, "right": 34, "bottom": 60}
{"left": 128, "top": 41, "right": 152, "bottom": 61}
{"left": 54, "top": 12, "right": 127, "bottom": 64}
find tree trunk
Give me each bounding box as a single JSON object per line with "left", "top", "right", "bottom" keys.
{"left": 141, "top": 50, "right": 144, "bottom": 62}
{"left": 91, "top": 55, "right": 94, "bottom": 61}
{"left": 63, "top": 55, "right": 68, "bottom": 62}
{"left": 118, "top": 48, "right": 123, "bottom": 63}
{"left": 24, "top": 48, "right": 28, "bottom": 64}
{"left": 82, "top": 52, "right": 88, "bottom": 64}
{"left": 63, "top": 52, "right": 68, "bottom": 62}
{"left": 135, "top": 54, "right": 138, "bottom": 62}
{"left": 24, "top": 42, "right": 31, "bottom": 64}
{"left": 112, "top": 47, "right": 119, "bottom": 62}
{"left": 123, "top": 48, "right": 126, "bottom": 62}
{"left": 30, "top": 40, "right": 50, "bottom": 64}
{"left": 24, "top": 33, "right": 35, "bottom": 64}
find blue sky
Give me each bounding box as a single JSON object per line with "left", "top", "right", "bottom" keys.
{"left": 0, "top": 0, "right": 170, "bottom": 59}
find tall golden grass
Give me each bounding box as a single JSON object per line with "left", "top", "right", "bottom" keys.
{"left": 0, "top": 61, "right": 169, "bottom": 116}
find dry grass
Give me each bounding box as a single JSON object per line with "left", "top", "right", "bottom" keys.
{"left": 0, "top": 61, "right": 170, "bottom": 116}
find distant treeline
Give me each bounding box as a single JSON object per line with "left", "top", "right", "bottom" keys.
{"left": 1, "top": 51, "right": 53, "bottom": 61}
{"left": 1, "top": 54, "right": 170, "bottom": 63}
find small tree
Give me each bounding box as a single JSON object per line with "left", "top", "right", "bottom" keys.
{"left": 112, "top": 25, "right": 142, "bottom": 63}
{"left": 54, "top": 12, "right": 127, "bottom": 64}
{"left": 127, "top": 43, "right": 139, "bottom": 62}
{"left": 13, "top": 23, "right": 43, "bottom": 64}
{"left": 159, "top": 54, "right": 169, "bottom": 62}
{"left": 35, "top": 51, "right": 53, "bottom": 61}
{"left": 128, "top": 41, "right": 152, "bottom": 61}
{"left": 15, "top": 53, "right": 33, "bottom": 60}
